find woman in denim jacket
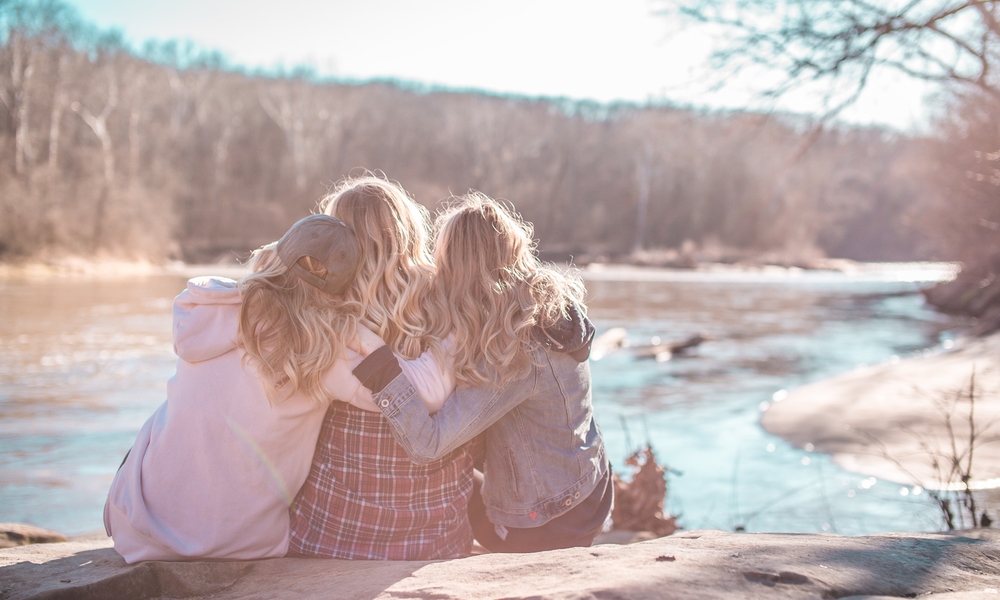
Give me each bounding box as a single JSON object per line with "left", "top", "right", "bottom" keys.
{"left": 353, "top": 193, "right": 612, "bottom": 552}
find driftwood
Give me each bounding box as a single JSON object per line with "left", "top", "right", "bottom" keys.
{"left": 631, "top": 334, "right": 709, "bottom": 361}
{"left": 591, "top": 327, "right": 628, "bottom": 361}
{"left": 591, "top": 330, "right": 709, "bottom": 362}
{"left": 611, "top": 447, "right": 678, "bottom": 537}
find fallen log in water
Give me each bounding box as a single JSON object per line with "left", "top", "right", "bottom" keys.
{"left": 590, "top": 327, "right": 628, "bottom": 360}
{"left": 632, "top": 334, "right": 709, "bottom": 361}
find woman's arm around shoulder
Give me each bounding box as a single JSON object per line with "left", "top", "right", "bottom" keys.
{"left": 352, "top": 326, "right": 456, "bottom": 414}
{"left": 352, "top": 350, "right": 537, "bottom": 464}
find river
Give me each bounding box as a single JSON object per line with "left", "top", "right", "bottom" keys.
{"left": 0, "top": 263, "right": 966, "bottom": 536}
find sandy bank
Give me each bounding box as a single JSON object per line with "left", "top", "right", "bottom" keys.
{"left": 2, "top": 530, "right": 999, "bottom": 599}
{"left": 0, "top": 259, "right": 249, "bottom": 280}
{"left": 762, "top": 333, "right": 1000, "bottom": 490}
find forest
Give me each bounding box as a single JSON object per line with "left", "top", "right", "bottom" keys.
{"left": 0, "top": 0, "right": 994, "bottom": 266}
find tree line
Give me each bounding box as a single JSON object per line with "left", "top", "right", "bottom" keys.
{"left": 663, "top": 0, "right": 1000, "bottom": 325}
{"left": 0, "top": 0, "right": 971, "bottom": 265}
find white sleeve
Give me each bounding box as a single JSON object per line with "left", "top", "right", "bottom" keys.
{"left": 320, "top": 348, "right": 379, "bottom": 412}
{"left": 397, "top": 347, "right": 456, "bottom": 415}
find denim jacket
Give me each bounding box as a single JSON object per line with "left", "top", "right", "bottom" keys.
{"left": 367, "top": 306, "right": 608, "bottom": 529}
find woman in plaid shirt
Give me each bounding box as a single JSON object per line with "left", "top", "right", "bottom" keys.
{"left": 287, "top": 176, "right": 474, "bottom": 560}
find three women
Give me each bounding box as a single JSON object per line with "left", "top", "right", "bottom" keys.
{"left": 106, "top": 174, "right": 611, "bottom": 561}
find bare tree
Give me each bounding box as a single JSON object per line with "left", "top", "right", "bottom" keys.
{"left": 669, "top": 1, "right": 1000, "bottom": 267}
{"left": 0, "top": 0, "right": 952, "bottom": 263}
{"left": 2, "top": 28, "right": 35, "bottom": 174}
{"left": 633, "top": 146, "right": 653, "bottom": 253}
{"left": 71, "top": 65, "right": 117, "bottom": 246}
{"left": 1, "top": 0, "right": 81, "bottom": 177}
{"left": 46, "top": 51, "right": 68, "bottom": 176}
{"left": 670, "top": 0, "right": 1000, "bottom": 116}
{"left": 125, "top": 70, "right": 146, "bottom": 190}
{"left": 259, "top": 78, "right": 322, "bottom": 192}
{"left": 165, "top": 66, "right": 212, "bottom": 137}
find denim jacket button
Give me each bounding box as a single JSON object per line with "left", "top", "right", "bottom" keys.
{"left": 564, "top": 498, "right": 573, "bottom": 506}
{"left": 380, "top": 399, "right": 390, "bottom": 408}
{"left": 574, "top": 491, "right": 581, "bottom": 499}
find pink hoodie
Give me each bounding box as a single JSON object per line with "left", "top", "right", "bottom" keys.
{"left": 104, "top": 276, "right": 453, "bottom": 563}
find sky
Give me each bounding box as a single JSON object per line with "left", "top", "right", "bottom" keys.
{"left": 68, "top": 0, "right": 936, "bottom": 132}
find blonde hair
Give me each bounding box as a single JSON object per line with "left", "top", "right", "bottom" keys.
{"left": 320, "top": 174, "right": 437, "bottom": 359}
{"left": 238, "top": 245, "right": 362, "bottom": 405}
{"left": 430, "top": 192, "right": 585, "bottom": 387}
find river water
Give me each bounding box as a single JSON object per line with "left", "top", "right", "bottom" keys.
{"left": 0, "top": 264, "right": 966, "bottom": 536}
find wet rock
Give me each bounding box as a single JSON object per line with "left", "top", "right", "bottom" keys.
{"left": 924, "top": 269, "right": 1000, "bottom": 335}
{"left": 0, "top": 523, "right": 67, "bottom": 549}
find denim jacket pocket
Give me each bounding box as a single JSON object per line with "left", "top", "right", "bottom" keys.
{"left": 496, "top": 445, "right": 522, "bottom": 503}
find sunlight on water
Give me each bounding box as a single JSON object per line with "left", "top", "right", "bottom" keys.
{"left": 582, "top": 261, "right": 959, "bottom": 284}
{"left": 0, "top": 268, "right": 969, "bottom": 535}
{"left": 584, "top": 270, "right": 965, "bottom": 535}
{"left": 0, "top": 277, "right": 185, "bottom": 534}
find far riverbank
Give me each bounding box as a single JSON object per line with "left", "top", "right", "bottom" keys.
{"left": 0, "top": 256, "right": 960, "bottom": 284}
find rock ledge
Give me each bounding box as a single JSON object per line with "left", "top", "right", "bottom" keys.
{"left": 2, "top": 530, "right": 1000, "bottom": 599}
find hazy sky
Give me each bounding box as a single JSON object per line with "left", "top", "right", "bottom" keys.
{"left": 69, "top": 0, "right": 934, "bottom": 131}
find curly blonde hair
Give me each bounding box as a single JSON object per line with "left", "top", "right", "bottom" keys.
{"left": 320, "top": 174, "right": 437, "bottom": 359}
{"left": 238, "top": 245, "right": 363, "bottom": 405}
{"left": 430, "top": 192, "right": 585, "bottom": 387}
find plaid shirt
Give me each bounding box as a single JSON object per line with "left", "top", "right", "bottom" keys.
{"left": 288, "top": 402, "right": 473, "bottom": 560}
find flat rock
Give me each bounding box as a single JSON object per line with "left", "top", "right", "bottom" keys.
{"left": 2, "top": 530, "right": 1000, "bottom": 599}
{"left": 762, "top": 332, "right": 1000, "bottom": 488}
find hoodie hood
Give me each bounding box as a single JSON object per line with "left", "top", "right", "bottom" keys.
{"left": 173, "top": 276, "right": 242, "bottom": 363}
{"left": 533, "top": 302, "right": 595, "bottom": 362}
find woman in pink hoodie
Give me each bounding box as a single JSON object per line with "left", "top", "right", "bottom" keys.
{"left": 104, "top": 214, "right": 452, "bottom": 563}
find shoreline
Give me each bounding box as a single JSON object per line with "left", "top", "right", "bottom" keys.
{"left": 762, "top": 332, "right": 1000, "bottom": 491}
{"left": 580, "top": 260, "right": 957, "bottom": 283}
{"left": 0, "top": 256, "right": 959, "bottom": 283}
{"left": 0, "top": 258, "right": 250, "bottom": 281}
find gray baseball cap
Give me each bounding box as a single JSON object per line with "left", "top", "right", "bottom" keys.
{"left": 276, "top": 214, "right": 361, "bottom": 296}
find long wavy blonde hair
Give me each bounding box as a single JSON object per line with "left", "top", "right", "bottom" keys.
{"left": 320, "top": 174, "right": 437, "bottom": 359}
{"left": 430, "top": 192, "right": 586, "bottom": 387}
{"left": 238, "top": 245, "right": 362, "bottom": 405}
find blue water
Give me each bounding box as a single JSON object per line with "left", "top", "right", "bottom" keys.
{"left": 0, "top": 276, "right": 181, "bottom": 534}
{"left": 0, "top": 266, "right": 967, "bottom": 535}
{"left": 585, "top": 268, "right": 965, "bottom": 535}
